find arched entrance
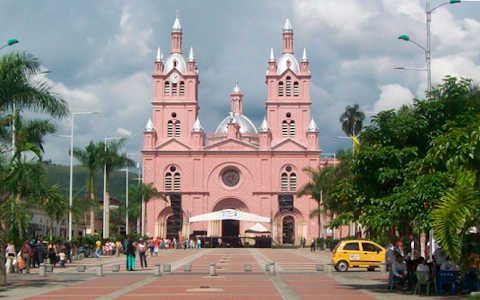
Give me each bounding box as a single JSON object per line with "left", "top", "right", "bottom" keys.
{"left": 212, "top": 198, "right": 248, "bottom": 247}
{"left": 282, "top": 216, "right": 295, "bottom": 244}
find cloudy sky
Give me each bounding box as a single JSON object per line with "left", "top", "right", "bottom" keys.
{"left": 1, "top": 0, "right": 479, "bottom": 166}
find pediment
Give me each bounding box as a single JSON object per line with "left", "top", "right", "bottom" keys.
{"left": 271, "top": 139, "right": 308, "bottom": 151}
{"left": 155, "top": 138, "right": 192, "bottom": 151}
{"left": 204, "top": 138, "right": 259, "bottom": 151}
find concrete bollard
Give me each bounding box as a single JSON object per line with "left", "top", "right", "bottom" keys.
{"left": 380, "top": 262, "right": 386, "bottom": 274}
{"left": 327, "top": 263, "right": 333, "bottom": 275}
{"left": 45, "top": 264, "right": 54, "bottom": 272}
{"left": 163, "top": 264, "right": 171, "bottom": 272}
{"left": 269, "top": 262, "right": 276, "bottom": 276}
{"left": 96, "top": 264, "right": 103, "bottom": 277}
{"left": 184, "top": 264, "right": 192, "bottom": 272}
{"left": 154, "top": 263, "right": 161, "bottom": 276}
{"left": 77, "top": 265, "right": 86, "bottom": 272}
{"left": 244, "top": 264, "right": 252, "bottom": 272}
{"left": 265, "top": 263, "right": 270, "bottom": 272}
{"left": 112, "top": 264, "right": 120, "bottom": 272}
{"left": 39, "top": 263, "right": 46, "bottom": 277}
{"left": 209, "top": 263, "right": 217, "bottom": 276}
{"left": 316, "top": 264, "right": 324, "bottom": 271}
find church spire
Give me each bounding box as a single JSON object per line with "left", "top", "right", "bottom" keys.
{"left": 269, "top": 47, "right": 275, "bottom": 62}
{"left": 188, "top": 46, "right": 195, "bottom": 61}
{"left": 170, "top": 16, "right": 183, "bottom": 54}
{"left": 155, "top": 46, "right": 161, "bottom": 62}
{"left": 301, "top": 47, "right": 308, "bottom": 62}
{"left": 231, "top": 80, "right": 243, "bottom": 114}
{"left": 282, "top": 17, "right": 294, "bottom": 54}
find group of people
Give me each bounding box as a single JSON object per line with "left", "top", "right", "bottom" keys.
{"left": 5, "top": 239, "right": 73, "bottom": 274}
{"left": 385, "top": 237, "right": 468, "bottom": 292}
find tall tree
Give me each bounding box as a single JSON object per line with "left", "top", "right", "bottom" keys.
{"left": 99, "top": 138, "right": 134, "bottom": 238}
{"left": 0, "top": 51, "right": 68, "bottom": 286}
{"left": 72, "top": 141, "right": 102, "bottom": 234}
{"left": 339, "top": 104, "right": 365, "bottom": 137}
{"left": 125, "top": 182, "right": 163, "bottom": 234}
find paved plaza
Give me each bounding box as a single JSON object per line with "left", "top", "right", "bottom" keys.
{"left": 0, "top": 248, "right": 460, "bottom": 300}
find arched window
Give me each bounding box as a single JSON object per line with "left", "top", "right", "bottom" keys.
{"left": 175, "top": 120, "right": 181, "bottom": 137}
{"left": 164, "top": 82, "right": 170, "bottom": 95}
{"left": 172, "top": 83, "right": 177, "bottom": 95}
{"left": 290, "top": 173, "right": 297, "bottom": 191}
{"left": 282, "top": 121, "right": 288, "bottom": 137}
{"left": 286, "top": 76, "right": 291, "bottom": 96}
{"left": 167, "top": 121, "right": 173, "bottom": 137}
{"left": 173, "top": 60, "right": 178, "bottom": 67}
{"left": 278, "top": 82, "right": 284, "bottom": 97}
{"left": 173, "top": 173, "right": 181, "bottom": 190}
{"left": 289, "top": 121, "right": 295, "bottom": 137}
{"left": 165, "top": 173, "right": 172, "bottom": 190}
{"left": 281, "top": 173, "right": 288, "bottom": 191}
{"left": 179, "top": 81, "right": 185, "bottom": 95}
{"left": 293, "top": 82, "right": 299, "bottom": 96}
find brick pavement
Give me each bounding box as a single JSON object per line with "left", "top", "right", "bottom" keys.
{"left": 0, "top": 248, "right": 462, "bottom": 300}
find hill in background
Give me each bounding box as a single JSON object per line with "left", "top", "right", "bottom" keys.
{"left": 44, "top": 163, "right": 139, "bottom": 201}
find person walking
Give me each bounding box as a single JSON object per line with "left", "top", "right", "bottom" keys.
{"left": 64, "top": 239, "right": 72, "bottom": 263}
{"left": 5, "top": 241, "right": 16, "bottom": 274}
{"left": 126, "top": 236, "right": 136, "bottom": 271}
{"left": 36, "top": 240, "right": 44, "bottom": 266}
{"left": 115, "top": 240, "right": 122, "bottom": 257}
{"left": 137, "top": 238, "right": 147, "bottom": 269}
{"left": 95, "top": 239, "right": 102, "bottom": 260}
{"left": 20, "top": 241, "right": 32, "bottom": 274}
{"left": 310, "top": 238, "right": 316, "bottom": 252}
{"left": 154, "top": 237, "right": 160, "bottom": 256}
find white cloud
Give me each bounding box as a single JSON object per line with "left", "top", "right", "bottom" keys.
{"left": 374, "top": 84, "right": 414, "bottom": 112}
{"left": 117, "top": 127, "right": 132, "bottom": 136}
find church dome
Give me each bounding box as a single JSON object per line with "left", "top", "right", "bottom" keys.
{"left": 215, "top": 112, "right": 258, "bottom": 134}
{"left": 277, "top": 53, "right": 300, "bottom": 75}
{"left": 163, "top": 53, "right": 187, "bottom": 75}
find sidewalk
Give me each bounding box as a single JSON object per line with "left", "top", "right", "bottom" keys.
{"left": 0, "top": 248, "right": 465, "bottom": 300}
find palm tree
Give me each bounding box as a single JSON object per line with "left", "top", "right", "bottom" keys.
{"left": 0, "top": 51, "right": 68, "bottom": 286}
{"left": 298, "top": 166, "right": 336, "bottom": 238}
{"left": 339, "top": 104, "right": 365, "bottom": 137}
{"left": 72, "top": 141, "right": 102, "bottom": 234}
{"left": 126, "top": 183, "right": 163, "bottom": 233}
{"left": 99, "top": 138, "right": 134, "bottom": 237}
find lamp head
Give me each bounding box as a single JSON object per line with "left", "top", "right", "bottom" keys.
{"left": 450, "top": 0, "right": 460, "bottom": 3}
{"left": 7, "top": 39, "right": 19, "bottom": 46}
{"left": 398, "top": 35, "right": 410, "bottom": 41}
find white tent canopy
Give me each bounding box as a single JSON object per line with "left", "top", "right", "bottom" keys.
{"left": 245, "top": 223, "right": 270, "bottom": 234}
{"left": 189, "top": 209, "right": 270, "bottom": 223}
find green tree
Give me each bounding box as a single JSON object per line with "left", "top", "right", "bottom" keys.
{"left": 0, "top": 51, "right": 68, "bottom": 286}
{"left": 99, "top": 138, "right": 134, "bottom": 237}
{"left": 72, "top": 141, "right": 102, "bottom": 234}
{"left": 339, "top": 104, "right": 365, "bottom": 137}
{"left": 125, "top": 182, "right": 162, "bottom": 234}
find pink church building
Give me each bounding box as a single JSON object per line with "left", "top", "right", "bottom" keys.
{"left": 142, "top": 17, "right": 328, "bottom": 245}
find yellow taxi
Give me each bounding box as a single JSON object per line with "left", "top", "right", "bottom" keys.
{"left": 331, "top": 240, "right": 385, "bottom": 272}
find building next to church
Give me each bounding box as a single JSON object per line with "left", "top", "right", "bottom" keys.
{"left": 142, "top": 17, "right": 330, "bottom": 245}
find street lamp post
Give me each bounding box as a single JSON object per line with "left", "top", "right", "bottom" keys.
{"left": 68, "top": 112, "right": 99, "bottom": 240}
{"left": 54, "top": 112, "right": 99, "bottom": 240}
{"left": 398, "top": 1, "right": 461, "bottom": 92}
{"left": 0, "top": 39, "right": 19, "bottom": 51}
{"left": 103, "top": 137, "right": 123, "bottom": 239}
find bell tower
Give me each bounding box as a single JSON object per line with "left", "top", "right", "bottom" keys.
{"left": 265, "top": 18, "right": 314, "bottom": 148}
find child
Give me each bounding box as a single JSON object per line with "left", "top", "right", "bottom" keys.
{"left": 59, "top": 250, "right": 66, "bottom": 268}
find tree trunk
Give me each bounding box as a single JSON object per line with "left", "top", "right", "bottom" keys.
{"left": 15, "top": 194, "right": 23, "bottom": 240}
{"left": 49, "top": 220, "right": 53, "bottom": 240}
{"left": 0, "top": 218, "right": 8, "bottom": 286}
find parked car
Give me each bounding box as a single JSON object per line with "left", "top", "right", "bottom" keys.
{"left": 331, "top": 240, "right": 385, "bottom": 272}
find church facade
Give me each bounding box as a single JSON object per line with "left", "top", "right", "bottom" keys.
{"left": 142, "top": 17, "right": 326, "bottom": 245}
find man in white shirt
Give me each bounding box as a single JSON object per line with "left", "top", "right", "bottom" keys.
{"left": 392, "top": 254, "right": 408, "bottom": 287}
{"left": 416, "top": 256, "right": 431, "bottom": 281}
